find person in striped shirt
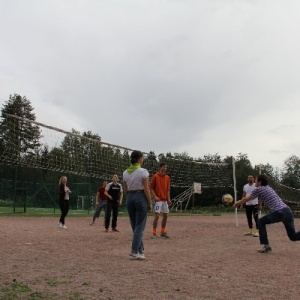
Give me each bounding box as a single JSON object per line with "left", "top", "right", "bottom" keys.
{"left": 233, "top": 174, "right": 300, "bottom": 253}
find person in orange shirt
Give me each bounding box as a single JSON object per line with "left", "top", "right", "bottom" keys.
{"left": 150, "top": 163, "right": 172, "bottom": 238}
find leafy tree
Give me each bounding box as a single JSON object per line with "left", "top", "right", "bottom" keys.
{"left": 143, "top": 151, "right": 158, "bottom": 176}
{"left": 60, "top": 129, "right": 103, "bottom": 175}
{"left": 147, "top": 151, "right": 157, "bottom": 161}
{"left": 253, "top": 163, "right": 280, "bottom": 181}
{"left": 281, "top": 155, "right": 300, "bottom": 188}
{"left": 198, "top": 153, "right": 222, "bottom": 163}
{"left": 224, "top": 153, "right": 256, "bottom": 198}
{"left": 165, "top": 152, "right": 173, "bottom": 158}
{"left": 81, "top": 131, "right": 101, "bottom": 174}
{"left": 48, "top": 147, "right": 66, "bottom": 171}
{"left": 0, "top": 94, "right": 41, "bottom": 162}
{"left": 173, "top": 151, "right": 192, "bottom": 160}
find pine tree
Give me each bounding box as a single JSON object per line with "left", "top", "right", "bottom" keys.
{"left": 281, "top": 155, "right": 300, "bottom": 189}
{"left": 0, "top": 94, "right": 41, "bottom": 162}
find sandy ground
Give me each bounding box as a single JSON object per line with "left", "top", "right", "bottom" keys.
{"left": 1, "top": 213, "right": 300, "bottom": 299}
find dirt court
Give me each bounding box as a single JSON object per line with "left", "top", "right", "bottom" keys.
{"left": 1, "top": 213, "right": 300, "bottom": 300}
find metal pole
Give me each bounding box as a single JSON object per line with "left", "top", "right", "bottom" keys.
{"left": 232, "top": 157, "right": 238, "bottom": 227}
{"left": 13, "top": 165, "right": 18, "bottom": 213}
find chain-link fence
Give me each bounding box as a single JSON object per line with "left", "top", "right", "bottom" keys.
{"left": 0, "top": 164, "right": 108, "bottom": 214}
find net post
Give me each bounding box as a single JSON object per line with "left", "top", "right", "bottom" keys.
{"left": 232, "top": 157, "right": 238, "bottom": 227}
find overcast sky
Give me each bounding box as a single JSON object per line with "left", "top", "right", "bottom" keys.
{"left": 1, "top": 0, "right": 300, "bottom": 170}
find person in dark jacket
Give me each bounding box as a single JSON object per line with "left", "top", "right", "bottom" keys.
{"left": 58, "top": 176, "right": 71, "bottom": 229}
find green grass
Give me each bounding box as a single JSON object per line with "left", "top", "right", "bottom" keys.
{"left": 0, "top": 206, "right": 93, "bottom": 216}
{"left": 0, "top": 279, "right": 86, "bottom": 300}
{"left": 11, "top": 281, "right": 31, "bottom": 292}
{"left": 45, "top": 278, "right": 69, "bottom": 287}
{"left": 0, "top": 205, "right": 244, "bottom": 217}
{"left": 0, "top": 207, "right": 126, "bottom": 216}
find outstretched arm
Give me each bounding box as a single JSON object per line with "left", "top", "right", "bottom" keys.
{"left": 233, "top": 195, "right": 255, "bottom": 209}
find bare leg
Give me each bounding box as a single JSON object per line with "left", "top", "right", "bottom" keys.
{"left": 161, "top": 213, "right": 168, "bottom": 229}
{"left": 153, "top": 213, "right": 160, "bottom": 230}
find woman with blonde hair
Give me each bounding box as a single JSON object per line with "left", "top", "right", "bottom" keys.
{"left": 58, "top": 176, "right": 71, "bottom": 229}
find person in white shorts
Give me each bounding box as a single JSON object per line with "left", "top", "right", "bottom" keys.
{"left": 150, "top": 163, "right": 172, "bottom": 239}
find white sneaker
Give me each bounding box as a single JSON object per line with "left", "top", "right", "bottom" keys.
{"left": 129, "top": 253, "right": 145, "bottom": 260}
{"left": 62, "top": 225, "right": 67, "bottom": 229}
{"left": 90, "top": 221, "right": 95, "bottom": 225}
{"left": 257, "top": 245, "right": 272, "bottom": 253}
{"left": 59, "top": 223, "right": 63, "bottom": 228}
{"left": 244, "top": 232, "right": 253, "bottom": 236}
{"left": 253, "top": 232, "right": 259, "bottom": 237}
{"left": 130, "top": 253, "right": 139, "bottom": 260}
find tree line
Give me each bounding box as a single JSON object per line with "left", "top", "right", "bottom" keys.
{"left": 1, "top": 93, "right": 300, "bottom": 198}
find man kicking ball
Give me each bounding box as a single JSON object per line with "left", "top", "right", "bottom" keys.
{"left": 233, "top": 174, "right": 300, "bottom": 253}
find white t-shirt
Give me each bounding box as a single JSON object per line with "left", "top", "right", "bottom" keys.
{"left": 123, "top": 168, "right": 149, "bottom": 191}
{"left": 64, "top": 186, "right": 70, "bottom": 200}
{"left": 243, "top": 183, "right": 258, "bottom": 205}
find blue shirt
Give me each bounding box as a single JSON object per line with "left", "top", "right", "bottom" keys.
{"left": 251, "top": 185, "right": 287, "bottom": 212}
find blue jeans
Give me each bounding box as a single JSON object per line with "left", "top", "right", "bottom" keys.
{"left": 126, "top": 192, "right": 148, "bottom": 254}
{"left": 258, "top": 207, "right": 300, "bottom": 245}
{"left": 93, "top": 200, "right": 107, "bottom": 220}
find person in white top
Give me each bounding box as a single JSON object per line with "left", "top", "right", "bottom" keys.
{"left": 58, "top": 176, "right": 71, "bottom": 229}
{"left": 123, "top": 150, "right": 152, "bottom": 260}
{"left": 243, "top": 175, "right": 259, "bottom": 237}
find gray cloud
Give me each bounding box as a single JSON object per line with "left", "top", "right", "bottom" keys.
{"left": 1, "top": 0, "right": 300, "bottom": 169}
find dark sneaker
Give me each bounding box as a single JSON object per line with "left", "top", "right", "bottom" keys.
{"left": 161, "top": 232, "right": 170, "bottom": 238}
{"left": 104, "top": 228, "right": 109, "bottom": 233}
{"left": 257, "top": 245, "right": 272, "bottom": 253}
{"left": 112, "top": 227, "right": 119, "bottom": 232}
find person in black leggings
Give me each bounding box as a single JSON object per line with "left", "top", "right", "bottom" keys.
{"left": 58, "top": 176, "right": 71, "bottom": 229}
{"left": 104, "top": 175, "right": 123, "bottom": 232}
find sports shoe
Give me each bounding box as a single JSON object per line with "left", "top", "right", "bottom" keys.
{"left": 130, "top": 253, "right": 145, "bottom": 260}
{"left": 59, "top": 222, "right": 63, "bottom": 228}
{"left": 253, "top": 232, "right": 259, "bottom": 237}
{"left": 62, "top": 225, "right": 67, "bottom": 229}
{"left": 104, "top": 228, "right": 109, "bottom": 233}
{"left": 112, "top": 227, "right": 119, "bottom": 232}
{"left": 257, "top": 245, "right": 272, "bottom": 253}
{"left": 90, "top": 221, "right": 95, "bottom": 225}
{"left": 152, "top": 234, "right": 157, "bottom": 239}
{"left": 161, "top": 232, "right": 170, "bottom": 238}
{"left": 244, "top": 231, "right": 253, "bottom": 236}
